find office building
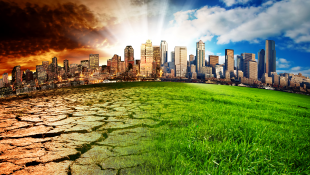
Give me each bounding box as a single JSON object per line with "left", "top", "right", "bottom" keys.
{"left": 36, "top": 65, "right": 46, "bottom": 84}
{"left": 160, "top": 40, "right": 168, "bottom": 65}
{"left": 248, "top": 60, "right": 257, "bottom": 80}
{"left": 125, "top": 46, "right": 134, "bottom": 71}
{"left": 175, "top": 46, "right": 187, "bottom": 77}
{"left": 196, "top": 40, "right": 205, "bottom": 73}
{"left": 242, "top": 53, "right": 255, "bottom": 78}
{"left": 258, "top": 49, "right": 265, "bottom": 79}
{"left": 140, "top": 40, "right": 153, "bottom": 77}
{"left": 89, "top": 54, "right": 99, "bottom": 71}
{"left": 225, "top": 49, "right": 234, "bottom": 72}
{"left": 153, "top": 46, "right": 161, "bottom": 77}
{"left": 265, "top": 40, "right": 276, "bottom": 75}
{"left": 209, "top": 55, "right": 219, "bottom": 68}
{"left": 81, "top": 60, "right": 89, "bottom": 69}
{"left": 63, "top": 60, "right": 69, "bottom": 73}
{"left": 2, "top": 73, "right": 8, "bottom": 85}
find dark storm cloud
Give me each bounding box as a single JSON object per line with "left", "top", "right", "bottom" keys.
{"left": 0, "top": 0, "right": 116, "bottom": 57}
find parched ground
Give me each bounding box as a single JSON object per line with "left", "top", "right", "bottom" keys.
{"left": 0, "top": 85, "right": 160, "bottom": 175}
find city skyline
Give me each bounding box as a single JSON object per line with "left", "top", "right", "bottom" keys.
{"left": 0, "top": 0, "right": 310, "bottom": 78}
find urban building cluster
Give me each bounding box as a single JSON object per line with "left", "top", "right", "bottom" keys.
{"left": 1, "top": 39, "right": 310, "bottom": 97}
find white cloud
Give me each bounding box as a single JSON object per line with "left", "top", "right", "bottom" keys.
{"left": 291, "top": 66, "right": 301, "bottom": 71}
{"left": 165, "top": 0, "right": 310, "bottom": 47}
{"left": 277, "top": 58, "right": 291, "bottom": 69}
{"left": 221, "top": 0, "right": 252, "bottom": 7}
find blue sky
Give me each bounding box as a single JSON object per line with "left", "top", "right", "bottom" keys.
{"left": 154, "top": 0, "right": 310, "bottom": 76}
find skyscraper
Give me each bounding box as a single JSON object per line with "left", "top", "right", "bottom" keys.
{"left": 248, "top": 61, "right": 258, "bottom": 80}
{"left": 208, "top": 55, "right": 219, "bottom": 68}
{"left": 175, "top": 46, "right": 187, "bottom": 77}
{"left": 241, "top": 53, "right": 255, "bottom": 78}
{"left": 258, "top": 49, "right": 265, "bottom": 79}
{"left": 140, "top": 40, "right": 153, "bottom": 77}
{"left": 196, "top": 40, "right": 205, "bottom": 73}
{"left": 153, "top": 46, "right": 161, "bottom": 77}
{"left": 225, "top": 49, "right": 234, "bottom": 72}
{"left": 42, "top": 61, "right": 49, "bottom": 71}
{"left": 160, "top": 40, "right": 168, "bottom": 65}
{"left": 171, "top": 51, "right": 175, "bottom": 62}
{"left": 265, "top": 40, "right": 276, "bottom": 75}
{"left": 52, "top": 57, "right": 58, "bottom": 74}
{"left": 12, "top": 65, "right": 21, "bottom": 85}
{"left": 64, "top": 60, "right": 69, "bottom": 73}
{"left": 125, "top": 46, "right": 134, "bottom": 71}
{"left": 89, "top": 54, "right": 99, "bottom": 71}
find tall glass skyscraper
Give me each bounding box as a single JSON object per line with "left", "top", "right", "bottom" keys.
{"left": 140, "top": 40, "right": 153, "bottom": 77}
{"left": 175, "top": 46, "right": 187, "bottom": 77}
{"left": 258, "top": 49, "right": 265, "bottom": 79}
{"left": 265, "top": 40, "right": 276, "bottom": 75}
{"left": 196, "top": 40, "right": 205, "bottom": 73}
{"left": 160, "top": 40, "right": 168, "bottom": 65}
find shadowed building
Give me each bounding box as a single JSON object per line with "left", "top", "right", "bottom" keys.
{"left": 42, "top": 61, "right": 49, "bottom": 71}
{"left": 265, "top": 40, "right": 276, "bottom": 75}
{"left": 258, "top": 49, "right": 265, "bottom": 79}
{"left": 140, "top": 40, "right": 153, "bottom": 77}
{"left": 196, "top": 40, "right": 205, "bottom": 73}
{"left": 237, "top": 55, "right": 243, "bottom": 72}
{"left": 52, "top": 57, "right": 58, "bottom": 74}
{"left": 153, "top": 46, "right": 161, "bottom": 77}
{"left": 63, "top": 60, "right": 69, "bottom": 73}
{"left": 125, "top": 46, "right": 135, "bottom": 71}
{"left": 81, "top": 60, "right": 89, "bottom": 69}
{"left": 2, "top": 73, "right": 8, "bottom": 85}
{"left": 25, "top": 69, "right": 33, "bottom": 82}
{"left": 89, "top": 54, "right": 99, "bottom": 71}
{"left": 36, "top": 65, "right": 46, "bottom": 84}
{"left": 225, "top": 49, "right": 234, "bottom": 73}
{"left": 175, "top": 46, "right": 187, "bottom": 77}
{"left": 160, "top": 40, "right": 168, "bottom": 65}
{"left": 12, "top": 65, "right": 21, "bottom": 85}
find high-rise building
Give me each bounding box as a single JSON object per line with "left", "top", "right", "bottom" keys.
{"left": 241, "top": 53, "right": 255, "bottom": 78}
{"left": 12, "top": 65, "right": 21, "bottom": 85}
{"left": 248, "top": 61, "right": 258, "bottom": 80}
{"left": 153, "top": 46, "right": 161, "bottom": 77}
{"left": 225, "top": 49, "right": 234, "bottom": 72}
{"left": 175, "top": 46, "right": 187, "bottom": 77}
{"left": 89, "top": 54, "right": 99, "bottom": 71}
{"left": 258, "top": 49, "right": 265, "bottom": 79}
{"left": 0, "top": 79, "right": 3, "bottom": 88}
{"left": 189, "top": 54, "right": 195, "bottom": 62}
{"left": 81, "top": 60, "right": 89, "bottom": 69}
{"left": 36, "top": 65, "right": 46, "bottom": 84}
{"left": 125, "top": 46, "right": 134, "bottom": 71}
{"left": 64, "top": 60, "right": 69, "bottom": 73}
{"left": 209, "top": 55, "right": 219, "bottom": 68}
{"left": 140, "top": 40, "right": 153, "bottom": 77}
{"left": 160, "top": 40, "right": 168, "bottom": 65}
{"left": 196, "top": 40, "right": 205, "bottom": 73}
{"left": 171, "top": 51, "right": 175, "bottom": 63}
{"left": 52, "top": 57, "right": 58, "bottom": 74}
{"left": 236, "top": 55, "right": 243, "bottom": 72}
{"left": 2, "top": 73, "right": 8, "bottom": 85}
{"left": 265, "top": 40, "right": 276, "bottom": 75}
{"left": 25, "top": 69, "right": 33, "bottom": 82}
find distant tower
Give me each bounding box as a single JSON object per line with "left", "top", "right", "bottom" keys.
{"left": 248, "top": 60, "right": 258, "bottom": 80}
{"left": 208, "top": 55, "right": 219, "bottom": 68}
{"left": 89, "top": 54, "right": 99, "bottom": 71}
{"left": 265, "top": 40, "right": 276, "bottom": 75}
{"left": 258, "top": 49, "right": 265, "bottom": 79}
{"left": 153, "top": 46, "right": 161, "bottom": 77}
{"left": 171, "top": 51, "right": 175, "bottom": 62}
{"left": 196, "top": 40, "right": 205, "bottom": 73}
{"left": 64, "top": 60, "right": 69, "bottom": 73}
{"left": 175, "top": 46, "right": 187, "bottom": 77}
{"left": 160, "top": 40, "right": 168, "bottom": 65}
{"left": 225, "top": 49, "right": 234, "bottom": 72}
{"left": 140, "top": 40, "right": 153, "bottom": 77}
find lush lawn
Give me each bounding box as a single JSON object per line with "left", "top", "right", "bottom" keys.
{"left": 78, "top": 82, "right": 310, "bottom": 174}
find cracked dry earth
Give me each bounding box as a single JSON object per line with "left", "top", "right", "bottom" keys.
{"left": 0, "top": 87, "right": 160, "bottom": 175}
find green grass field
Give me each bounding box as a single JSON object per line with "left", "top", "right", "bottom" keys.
{"left": 78, "top": 82, "right": 310, "bottom": 174}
